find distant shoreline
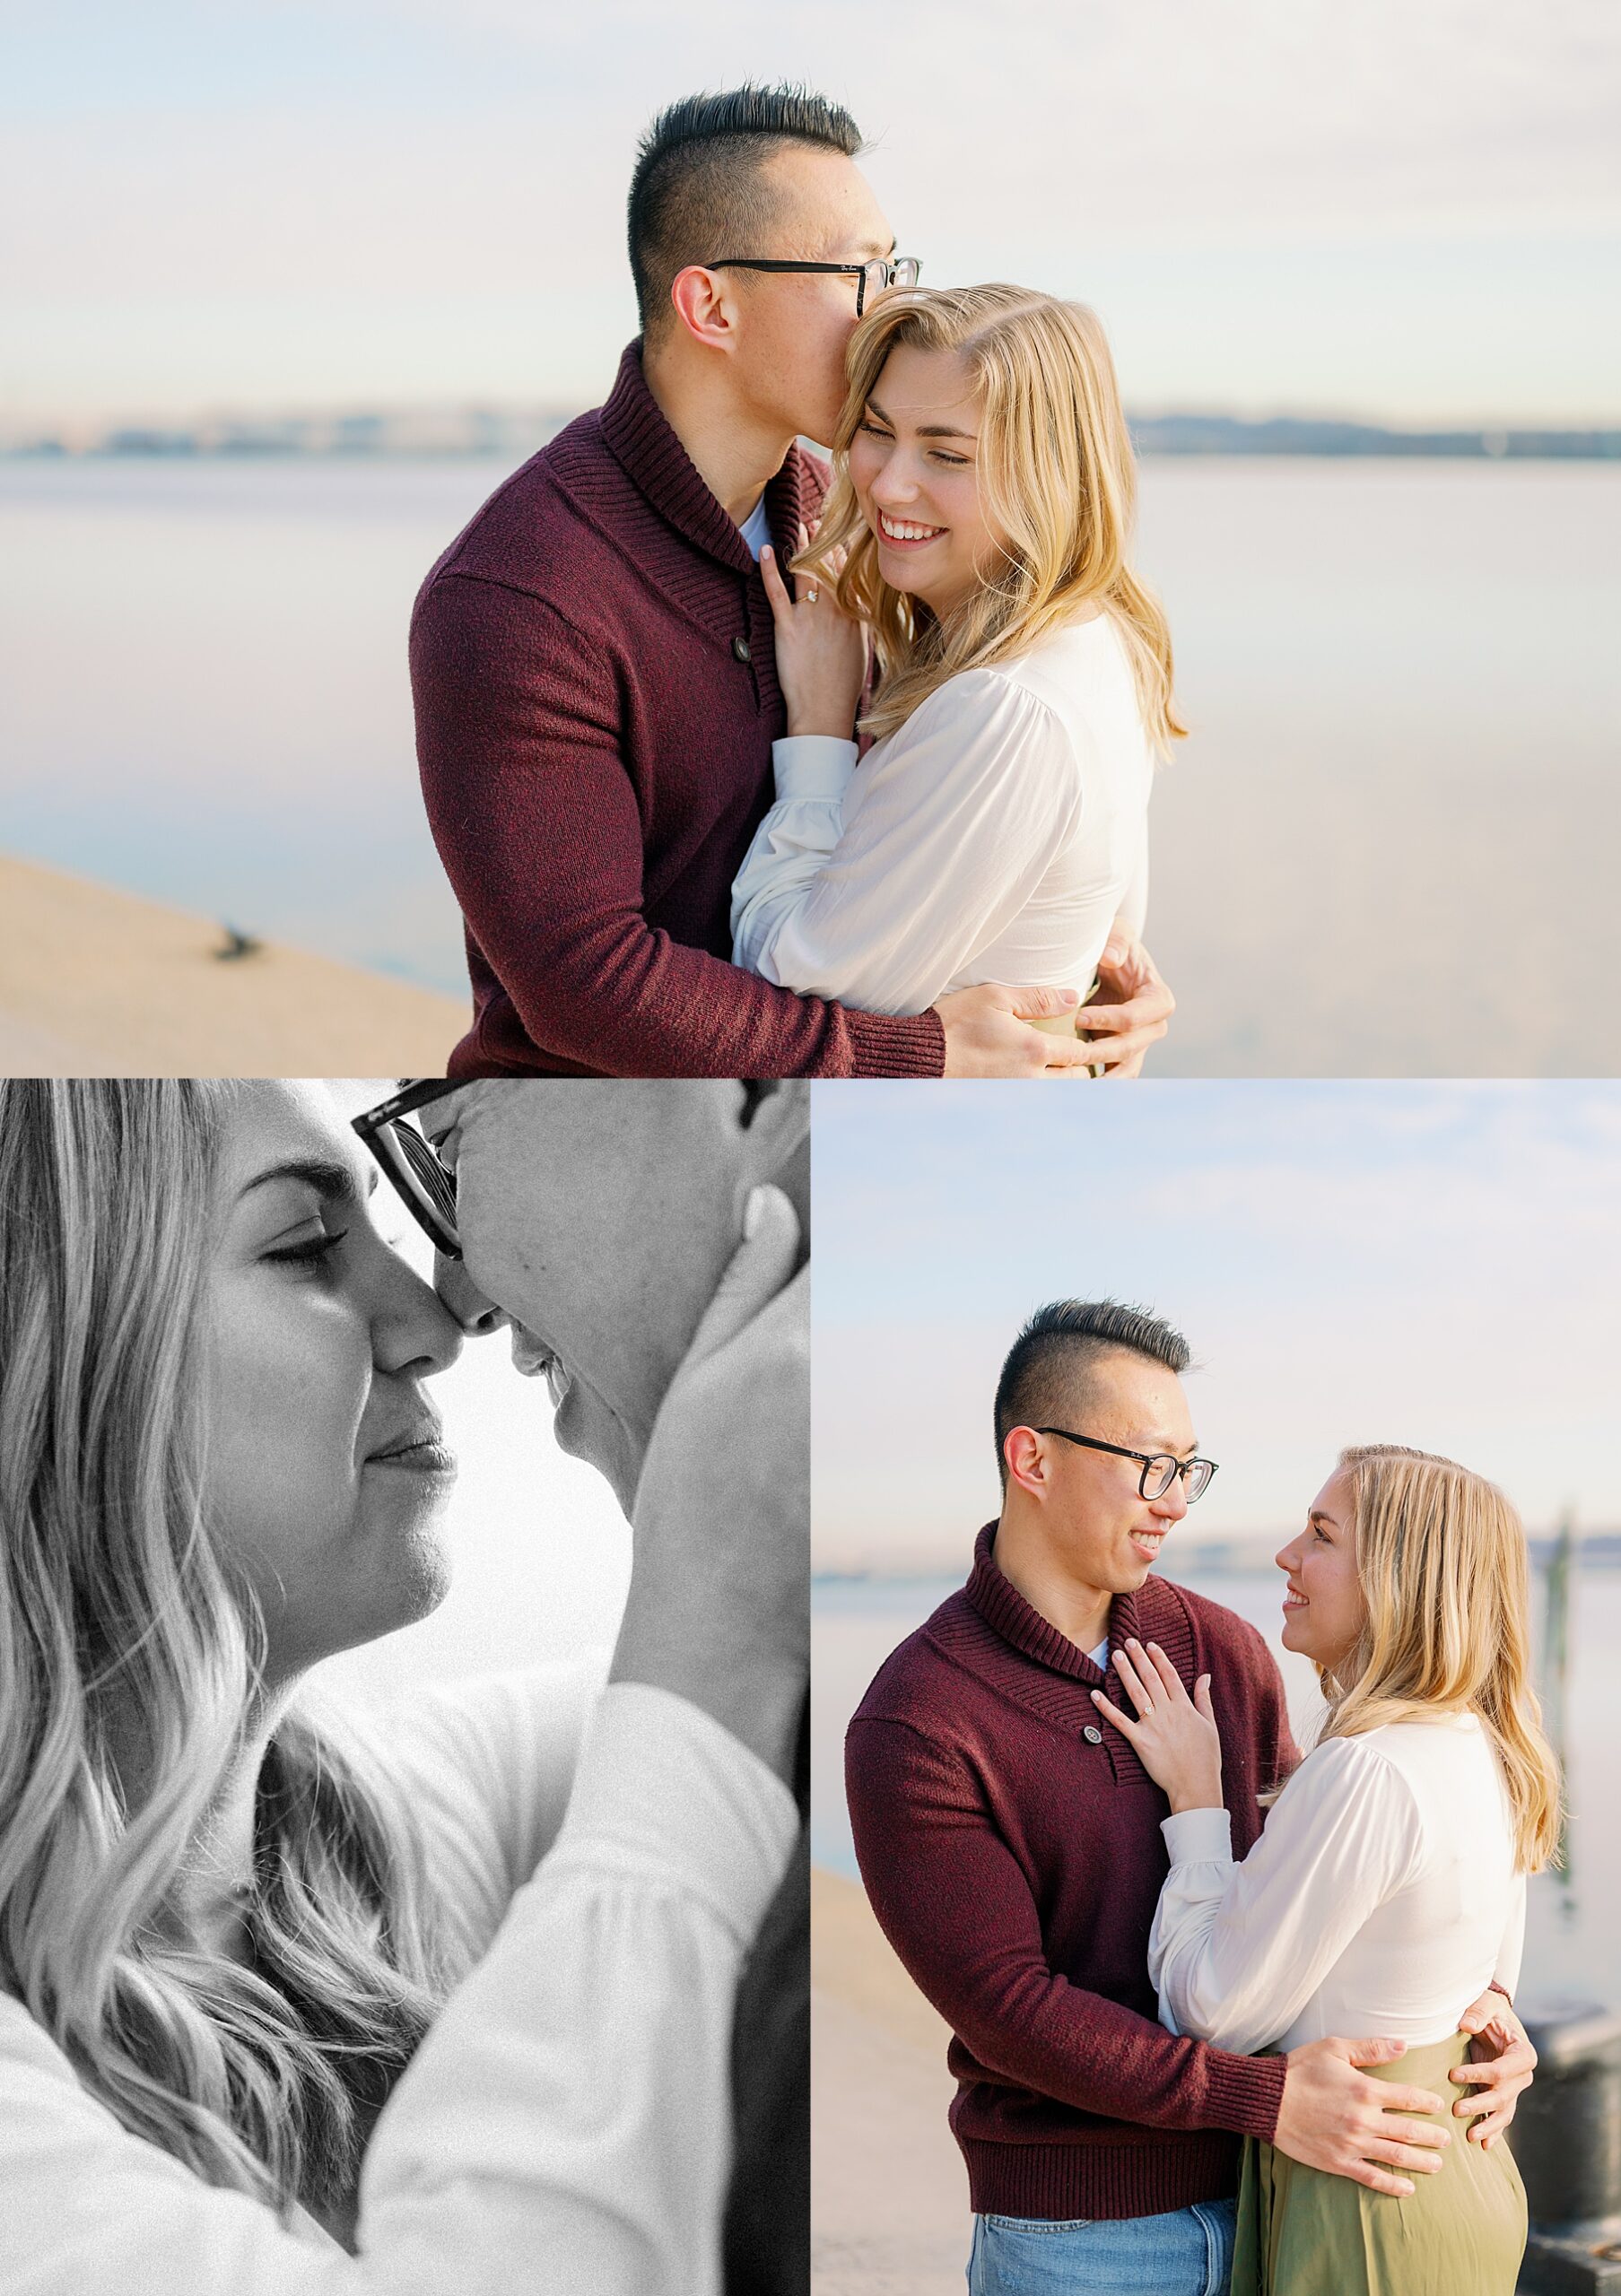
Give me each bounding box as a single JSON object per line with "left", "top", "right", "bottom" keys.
{"left": 4, "top": 413, "right": 1619, "bottom": 463}
{"left": 814, "top": 1530, "right": 1621, "bottom": 1583}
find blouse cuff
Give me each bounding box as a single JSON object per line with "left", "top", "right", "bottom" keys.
{"left": 1161, "top": 1805, "right": 1234, "bottom": 1866}
{"left": 771, "top": 735, "right": 858, "bottom": 802}
{"left": 542, "top": 1683, "right": 798, "bottom": 1949}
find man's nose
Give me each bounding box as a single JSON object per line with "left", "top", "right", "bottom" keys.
{"left": 1152, "top": 1474, "right": 1190, "bottom": 1522}
{"left": 434, "top": 1252, "right": 510, "bottom": 1338}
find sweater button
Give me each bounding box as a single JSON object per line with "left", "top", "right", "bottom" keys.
{"left": 732, "top": 635, "right": 752, "bottom": 663}
{"left": 1083, "top": 1726, "right": 1103, "bottom": 1744}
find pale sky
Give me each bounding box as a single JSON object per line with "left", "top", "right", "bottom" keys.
{"left": 4, "top": 0, "right": 1618, "bottom": 427}
{"left": 811, "top": 1082, "right": 1621, "bottom": 1570}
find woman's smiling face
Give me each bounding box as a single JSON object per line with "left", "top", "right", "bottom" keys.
{"left": 1275, "top": 1469, "right": 1367, "bottom": 1672}
{"left": 200, "top": 1081, "right": 465, "bottom": 1684}
{"left": 847, "top": 341, "right": 1008, "bottom": 619}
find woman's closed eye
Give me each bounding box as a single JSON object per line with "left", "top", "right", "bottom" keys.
{"left": 263, "top": 1223, "right": 347, "bottom": 1271}
{"left": 858, "top": 418, "right": 968, "bottom": 467}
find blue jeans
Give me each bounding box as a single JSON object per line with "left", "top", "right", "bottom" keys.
{"left": 967, "top": 2196, "right": 1236, "bottom": 2296}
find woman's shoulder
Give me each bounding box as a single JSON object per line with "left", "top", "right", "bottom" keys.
{"left": 900, "top": 657, "right": 1070, "bottom": 745}
{"left": 1342, "top": 1710, "right": 1495, "bottom": 1787}
{"left": 1293, "top": 1718, "right": 1487, "bottom": 1808}
{"left": 917, "top": 615, "right": 1138, "bottom": 748}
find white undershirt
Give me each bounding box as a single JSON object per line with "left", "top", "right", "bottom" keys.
{"left": 737, "top": 497, "right": 772, "bottom": 561}
{"left": 1148, "top": 1713, "right": 1525, "bottom": 2057}
{"left": 729, "top": 614, "right": 1153, "bottom": 1014}
{"left": 0, "top": 1673, "right": 797, "bottom": 2296}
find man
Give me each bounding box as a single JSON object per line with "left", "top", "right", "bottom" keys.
{"left": 844, "top": 1299, "right": 1536, "bottom": 2295}
{"left": 412, "top": 86, "right": 1174, "bottom": 1080}
{"left": 363, "top": 1079, "right": 811, "bottom": 2296}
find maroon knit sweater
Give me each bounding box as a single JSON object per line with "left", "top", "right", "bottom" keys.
{"left": 410, "top": 344, "right": 945, "bottom": 1080}
{"left": 845, "top": 1526, "right": 1301, "bottom": 2222}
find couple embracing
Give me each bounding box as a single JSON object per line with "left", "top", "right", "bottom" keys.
{"left": 0, "top": 1079, "right": 809, "bottom": 2294}
{"left": 847, "top": 1299, "right": 1556, "bottom": 2296}
{"left": 413, "top": 83, "right": 1177, "bottom": 1081}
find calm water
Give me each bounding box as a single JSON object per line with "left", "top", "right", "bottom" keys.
{"left": 3, "top": 457, "right": 1617, "bottom": 1069}
{"left": 813, "top": 1561, "right": 1621, "bottom": 2022}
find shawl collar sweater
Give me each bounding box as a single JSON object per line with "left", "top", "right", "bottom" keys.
{"left": 411, "top": 344, "right": 945, "bottom": 1079}
{"left": 845, "top": 1526, "right": 1298, "bottom": 2222}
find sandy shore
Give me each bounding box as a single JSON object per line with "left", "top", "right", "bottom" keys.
{"left": 813, "top": 1866, "right": 971, "bottom": 2296}
{"left": 1, "top": 853, "right": 468, "bottom": 1074}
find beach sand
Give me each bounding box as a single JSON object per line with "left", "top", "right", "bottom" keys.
{"left": 813, "top": 1866, "right": 972, "bottom": 2296}
{"left": 1, "top": 852, "right": 467, "bottom": 1074}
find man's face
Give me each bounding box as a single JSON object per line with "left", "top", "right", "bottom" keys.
{"left": 1031, "top": 1351, "right": 1198, "bottom": 1596}
{"left": 424, "top": 1082, "right": 807, "bottom": 1513}
{"left": 725, "top": 144, "right": 898, "bottom": 448}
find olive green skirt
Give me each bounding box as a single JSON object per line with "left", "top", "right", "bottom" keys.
{"left": 1232, "top": 2032, "right": 1527, "bottom": 2296}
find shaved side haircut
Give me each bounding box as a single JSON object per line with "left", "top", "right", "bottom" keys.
{"left": 993, "top": 1300, "right": 1193, "bottom": 1486}
{"left": 627, "top": 83, "right": 864, "bottom": 341}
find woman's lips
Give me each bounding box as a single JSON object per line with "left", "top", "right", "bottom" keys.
{"left": 1282, "top": 1587, "right": 1309, "bottom": 1610}
{"left": 368, "top": 1437, "right": 458, "bottom": 1476}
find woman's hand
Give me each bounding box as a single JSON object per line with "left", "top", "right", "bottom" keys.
{"left": 611, "top": 1185, "right": 808, "bottom": 1785}
{"left": 761, "top": 522, "right": 867, "bottom": 740}
{"left": 1090, "top": 1639, "right": 1224, "bottom": 1813}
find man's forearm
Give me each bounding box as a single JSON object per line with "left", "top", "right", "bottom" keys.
{"left": 413, "top": 590, "right": 942, "bottom": 1079}
{"left": 924, "top": 1953, "right": 1287, "bottom": 2139}
{"left": 611, "top": 1597, "right": 806, "bottom": 1787}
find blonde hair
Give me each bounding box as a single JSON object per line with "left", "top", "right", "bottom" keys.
{"left": 1309, "top": 1444, "right": 1562, "bottom": 1874}
{"left": 799, "top": 282, "right": 1186, "bottom": 752}
{"left": 0, "top": 1082, "right": 449, "bottom": 2213}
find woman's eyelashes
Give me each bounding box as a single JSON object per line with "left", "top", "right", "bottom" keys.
{"left": 262, "top": 1225, "right": 348, "bottom": 1272}
{"left": 856, "top": 418, "right": 969, "bottom": 467}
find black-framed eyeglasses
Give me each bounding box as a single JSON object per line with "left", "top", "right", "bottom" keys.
{"left": 705, "top": 254, "right": 922, "bottom": 317}
{"left": 1034, "top": 1429, "right": 1219, "bottom": 1505}
{"left": 352, "top": 1080, "right": 463, "bottom": 1260}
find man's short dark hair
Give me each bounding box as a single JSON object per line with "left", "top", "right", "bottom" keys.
{"left": 993, "top": 1300, "right": 1192, "bottom": 1485}
{"left": 627, "top": 84, "right": 864, "bottom": 340}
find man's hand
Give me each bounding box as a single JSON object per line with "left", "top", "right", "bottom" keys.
{"left": 1073, "top": 922, "right": 1174, "bottom": 1078}
{"left": 936, "top": 983, "right": 1101, "bottom": 1076}
{"left": 611, "top": 1184, "right": 807, "bottom": 1785}
{"left": 1450, "top": 1991, "right": 1537, "bottom": 2148}
{"left": 1273, "top": 2035, "right": 1451, "bottom": 2197}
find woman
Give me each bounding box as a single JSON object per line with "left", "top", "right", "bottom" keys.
{"left": 1092, "top": 1445, "right": 1559, "bottom": 2295}
{"left": 0, "top": 1078, "right": 801, "bottom": 2293}
{"left": 729, "top": 282, "right": 1181, "bottom": 1063}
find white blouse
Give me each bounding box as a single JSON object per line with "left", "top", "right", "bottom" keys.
{"left": 1148, "top": 1714, "right": 1525, "bottom": 2059}
{"left": 729, "top": 613, "right": 1154, "bottom": 1014}
{"left": 0, "top": 1673, "right": 797, "bottom": 2296}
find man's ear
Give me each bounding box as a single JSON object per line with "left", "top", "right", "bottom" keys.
{"left": 668, "top": 263, "right": 740, "bottom": 354}
{"left": 1003, "top": 1427, "right": 1050, "bottom": 1500}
